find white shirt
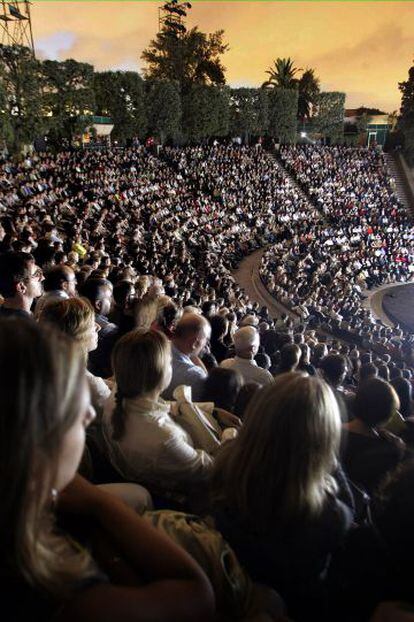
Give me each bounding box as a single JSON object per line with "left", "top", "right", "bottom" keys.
{"left": 220, "top": 356, "right": 274, "bottom": 386}
{"left": 102, "top": 393, "right": 212, "bottom": 496}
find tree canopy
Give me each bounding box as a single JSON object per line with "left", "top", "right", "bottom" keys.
{"left": 141, "top": 2, "right": 228, "bottom": 93}
{"left": 399, "top": 61, "right": 414, "bottom": 165}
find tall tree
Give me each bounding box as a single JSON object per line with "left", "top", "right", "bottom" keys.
{"left": 42, "top": 59, "right": 95, "bottom": 146}
{"left": 398, "top": 61, "right": 414, "bottom": 164}
{"left": 146, "top": 81, "right": 181, "bottom": 143}
{"left": 298, "top": 68, "right": 320, "bottom": 123}
{"left": 268, "top": 88, "right": 298, "bottom": 144}
{"left": 229, "top": 88, "right": 269, "bottom": 143}
{"left": 183, "top": 85, "right": 229, "bottom": 142}
{"left": 141, "top": 2, "right": 228, "bottom": 93}
{"left": 313, "top": 92, "right": 345, "bottom": 144}
{"left": 0, "top": 44, "right": 43, "bottom": 153}
{"left": 262, "top": 57, "right": 301, "bottom": 89}
{"left": 94, "top": 71, "right": 146, "bottom": 143}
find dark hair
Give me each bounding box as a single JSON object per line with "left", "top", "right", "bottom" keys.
{"left": 79, "top": 278, "right": 110, "bottom": 305}
{"left": 359, "top": 363, "right": 378, "bottom": 382}
{"left": 354, "top": 378, "right": 400, "bottom": 427}
{"left": 233, "top": 383, "right": 261, "bottom": 420}
{"left": 43, "top": 266, "right": 74, "bottom": 293}
{"left": 210, "top": 315, "right": 228, "bottom": 342}
{"left": 202, "top": 367, "right": 243, "bottom": 412}
{"left": 255, "top": 352, "right": 271, "bottom": 370}
{"left": 279, "top": 344, "right": 301, "bottom": 372}
{"left": 320, "top": 354, "right": 347, "bottom": 387}
{"left": 0, "top": 251, "right": 34, "bottom": 297}
{"left": 391, "top": 377, "right": 412, "bottom": 419}
{"left": 113, "top": 280, "right": 134, "bottom": 307}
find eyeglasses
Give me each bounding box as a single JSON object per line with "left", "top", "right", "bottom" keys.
{"left": 31, "top": 268, "right": 43, "bottom": 280}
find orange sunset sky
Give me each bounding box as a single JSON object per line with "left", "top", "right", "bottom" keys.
{"left": 31, "top": 1, "right": 414, "bottom": 113}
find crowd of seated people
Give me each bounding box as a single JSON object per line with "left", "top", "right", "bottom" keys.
{"left": 1, "top": 144, "right": 414, "bottom": 621}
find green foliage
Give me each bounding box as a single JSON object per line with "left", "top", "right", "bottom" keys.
{"left": 262, "top": 57, "right": 300, "bottom": 89}
{"left": 399, "top": 62, "right": 414, "bottom": 165}
{"left": 142, "top": 3, "right": 228, "bottom": 94}
{"left": 267, "top": 88, "right": 298, "bottom": 143}
{"left": 355, "top": 112, "right": 371, "bottom": 135}
{"left": 298, "top": 68, "right": 320, "bottom": 122}
{"left": 313, "top": 91, "right": 345, "bottom": 144}
{"left": 0, "top": 45, "right": 43, "bottom": 153}
{"left": 229, "top": 88, "right": 269, "bottom": 142}
{"left": 183, "top": 85, "right": 229, "bottom": 142}
{"left": 94, "top": 71, "right": 146, "bottom": 144}
{"left": 42, "top": 58, "right": 95, "bottom": 145}
{"left": 146, "top": 81, "right": 181, "bottom": 143}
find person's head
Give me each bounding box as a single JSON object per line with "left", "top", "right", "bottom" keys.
{"left": 233, "top": 382, "right": 261, "bottom": 420}
{"left": 319, "top": 354, "right": 347, "bottom": 388}
{"left": 0, "top": 319, "right": 95, "bottom": 591}
{"left": 43, "top": 265, "right": 77, "bottom": 297}
{"left": 40, "top": 297, "right": 99, "bottom": 356}
{"left": 233, "top": 326, "right": 260, "bottom": 359}
{"left": 113, "top": 280, "right": 135, "bottom": 308}
{"left": 202, "top": 367, "right": 243, "bottom": 412}
{"left": 354, "top": 377, "right": 400, "bottom": 428}
{"left": 391, "top": 377, "right": 412, "bottom": 419}
{"left": 313, "top": 343, "right": 328, "bottom": 364}
{"left": 279, "top": 344, "right": 301, "bottom": 372}
{"left": 210, "top": 315, "right": 229, "bottom": 342}
{"left": 0, "top": 251, "right": 43, "bottom": 308}
{"left": 111, "top": 329, "right": 172, "bottom": 440}
{"left": 359, "top": 363, "right": 378, "bottom": 382}
{"left": 201, "top": 300, "right": 216, "bottom": 319}
{"left": 155, "top": 299, "right": 182, "bottom": 335}
{"left": 255, "top": 352, "right": 271, "bottom": 370}
{"left": 79, "top": 278, "right": 113, "bottom": 317}
{"left": 212, "top": 373, "right": 341, "bottom": 529}
{"left": 173, "top": 313, "right": 211, "bottom": 357}
{"left": 377, "top": 364, "right": 390, "bottom": 382}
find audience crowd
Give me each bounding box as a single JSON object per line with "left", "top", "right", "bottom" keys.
{"left": 1, "top": 143, "right": 414, "bottom": 621}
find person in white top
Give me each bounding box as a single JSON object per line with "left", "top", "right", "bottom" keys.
{"left": 103, "top": 328, "right": 212, "bottom": 500}
{"left": 220, "top": 326, "right": 274, "bottom": 386}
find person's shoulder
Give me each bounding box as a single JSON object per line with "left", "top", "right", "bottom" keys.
{"left": 219, "top": 358, "right": 236, "bottom": 369}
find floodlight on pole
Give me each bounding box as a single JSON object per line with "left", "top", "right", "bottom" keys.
{"left": 0, "top": 1, "right": 35, "bottom": 55}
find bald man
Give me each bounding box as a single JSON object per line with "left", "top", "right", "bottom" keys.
{"left": 162, "top": 313, "right": 211, "bottom": 401}
{"left": 220, "top": 326, "right": 273, "bottom": 385}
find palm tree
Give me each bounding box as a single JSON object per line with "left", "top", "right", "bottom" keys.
{"left": 262, "top": 57, "right": 301, "bottom": 89}
{"left": 298, "top": 68, "right": 320, "bottom": 122}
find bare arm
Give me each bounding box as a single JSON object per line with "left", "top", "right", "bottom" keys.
{"left": 57, "top": 476, "right": 215, "bottom": 622}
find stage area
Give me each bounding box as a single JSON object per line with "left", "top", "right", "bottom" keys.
{"left": 382, "top": 283, "right": 414, "bottom": 332}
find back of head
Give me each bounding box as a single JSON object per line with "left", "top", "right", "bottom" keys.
{"left": 43, "top": 265, "right": 73, "bottom": 293}
{"left": 354, "top": 377, "right": 400, "bottom": 428}
{"left": 359, "top": 363, "right": 378, "bottom": 382}
{"left": 79, "top": 277, "right": 109, "bottom": 306}
{"left": 111, "top": 329, "right": 170, "bottom": 440}
{"left": 40, "top": 297, "right": 94, "bottom": 354}
{"left": 233, "top": 382, "right": 261, "bottom": 420}
{"left": 279, "top": 343, "right": 301, "bottom": 371}
{"left": 212, "top": 373, "right": 341, "bottom": 529}
{"left": 203, "top": 367, "right": 243, "bottom": 412}
{"left": 320, "top": 354, "right": 347, "bottom": 387}
{"left": 233, "top": 326, "right": 259, "bottom": 357}
{"left": 391, "top": 377, "right": 412, "bottom": 419}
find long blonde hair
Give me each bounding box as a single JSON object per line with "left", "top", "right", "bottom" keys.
{"left": 211, "top": 373, "right": 341, "bottom": 530}
{"left": 0, "top": 319, "right": 94, "bottom": 595}
{"left": 111, "top": 328, "right": 171, "bottom": 440}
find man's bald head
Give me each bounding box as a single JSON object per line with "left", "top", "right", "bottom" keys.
{"left": 234, "top": 326, "right": 260, "bottom": 359}
{"left": 173, "top": 313, "right": 211, "bottom": 356}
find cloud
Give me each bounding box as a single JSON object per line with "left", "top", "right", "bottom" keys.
{"left": 36, "top": 31, "right": 77, "bottom": 61}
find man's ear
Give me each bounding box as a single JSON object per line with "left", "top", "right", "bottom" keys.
{"left": 95, "top": 299, "right": 102, "bottom": 313}
{"left": 15, "top": 280, "right": 27, "bottom": 297}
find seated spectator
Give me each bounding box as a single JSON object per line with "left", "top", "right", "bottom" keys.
{"left": 104, "top": 328, "right": 212, "bottom": 498}
{"left": 202, "top": 367, "right": 243, "bottom": 413}
{"left": 109, "top": 279, "right": 135, "bottom": 332}
{"left": 39, "top": 297, "right": 110, "bottom": 417}
{"left": 163, "top": 313, "right": 211, "bottom": 401}
{"left": 209, "top": 315, "right": 230, "bottom": 363}
{"left": 359, "top": 363, "right": 379, "bottom": 382}
{"left": 298, "top": 343, "right": 316, "bottom": 376}
{"left": 274, "top": 344, "right": 301, "bottom": 375}
{"left": 391, "top": 376, "right": 413, "bottom": 420}
{"left": 35, "top": 264, "right": 77, "bottom": 318}
{"left": 341, "top": 378, "right": 406, "bottom": 495}
{"left": 233, "top": 382, "right": 261, "bottom": 420}
{"left": 220, "top": 326, "right": 273, "bottom": 385}
{"left": 0, "top": 318, "right": 214, "bottom": 621}
{"left": 0, "top": 251, "right": 43, "bottom": 319}
{"left": 81, "top": 278, "right": 118, "bottom": 379}
{"left": 211, "top": 373, "right": 352, "bottom": 620}
{"left": 151, "top": 298, "right": 182, "bottom": 339}
{"left": 255, "top": 352, "right": 271, "bottom": 371}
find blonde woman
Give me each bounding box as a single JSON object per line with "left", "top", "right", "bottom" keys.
{"left": 0, "top": 318, "right": 214, "bottom": 621}
{"left": 211, "top": 373, "right": 353, "bottom": 621}
{"left": 103, "top": 329, "right": 213, "bottom": 500}
{"left": 40, "top": 297, "right": 111, "bottom": 416}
